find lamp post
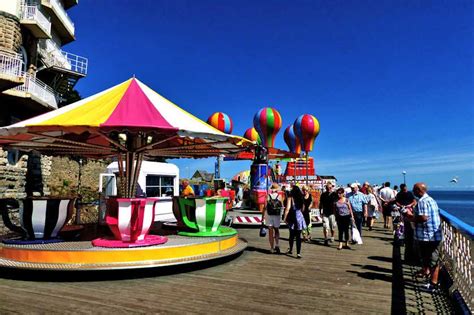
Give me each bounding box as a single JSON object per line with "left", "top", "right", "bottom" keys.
{"left": 402, "top": 171, "right": 406, "bottom": 185}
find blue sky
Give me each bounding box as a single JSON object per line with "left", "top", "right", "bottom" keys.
{"left": 67, "top": 0, "right": 473, "bottom": 190}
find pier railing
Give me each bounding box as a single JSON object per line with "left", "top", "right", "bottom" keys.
{"left": 439, "top": 209, "right": 473, "bottom": 313}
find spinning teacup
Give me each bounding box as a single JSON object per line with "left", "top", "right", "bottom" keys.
{"left": 105, "top": 197, "right": 158, "bottom": 242}
{"left": 175, "top": 197, "right": 236, "bottom": 237}
{"left": 0, "top": 197, "right": 75, "bottom": 240}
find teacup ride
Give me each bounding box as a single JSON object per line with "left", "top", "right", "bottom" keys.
{"left": 0, "top": 77, "right": 251, "bottom": 271}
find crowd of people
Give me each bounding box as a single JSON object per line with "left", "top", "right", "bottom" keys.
{"left": 180, "top": 177, "right": 443, "bottom": 292}
{"left": 258, "top": 180, "right": 443, "bottom": 292}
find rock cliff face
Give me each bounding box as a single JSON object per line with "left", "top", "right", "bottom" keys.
{"left": 0, "top": 149, "right": 108, "bottom": 235}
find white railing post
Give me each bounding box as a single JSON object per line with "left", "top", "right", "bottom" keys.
{"left": 11, "top": 72, "right": 57, "bottom": 109}
{"left": 20, "top": 4, "right": 52, "bottom": 36}
{"left": 38, "top": 39, "right": 88, "bottom": 75}
{"left": 0, "top": 52, "right": 24, "bottom": 78}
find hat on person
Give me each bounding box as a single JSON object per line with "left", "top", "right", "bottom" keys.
{"left": 350, "top": 183, "right": 359, "bottom": 188}
{"left": 271, "top": 183, "right": 280, "bottom": 190}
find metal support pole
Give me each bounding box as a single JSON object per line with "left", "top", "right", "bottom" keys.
{"left": 305, "top": 152, "right": 309, "bottom": 186}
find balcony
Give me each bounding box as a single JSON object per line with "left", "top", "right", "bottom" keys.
{"left": 38, "top": 39, "right": 88, "bottom": 76}
{"left": 0, "top": 51, "right": 25, "bottom": 92}
{"left": 41, "top": 0, "right": 75, "bottom": 44}
{"left": 3, "top": 73, "right": 58, "bottom": 110}
{"left": 19, "top": 4, "right": 52, "bottom": 39}
{"left": 62, "top": 0, "right": 78, "bottom": 10}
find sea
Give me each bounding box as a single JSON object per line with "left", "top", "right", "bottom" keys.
{"left": 429, "top": 191, "right": 474, "bottom": 227}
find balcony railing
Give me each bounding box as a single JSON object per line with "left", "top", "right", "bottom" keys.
{"left": 19, "top": 4, "right": 52, "bottom": 36}
{"left": 0, "top": 52, "right": 24, "bottom": 78}
{"left": 38, "top": 39, "right": 88, "bottom": 75}
{"left": 49, "top": 0, "right": 75, "bottom": 36}
{"left": 11, "top": 73, "right": 57, "bottom": 109}
{"left": 440, "top": 209, "right": 473, "bottom": 313}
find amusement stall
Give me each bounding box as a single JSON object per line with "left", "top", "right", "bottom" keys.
{"left": 0, "top": 78, "right": 254, "bottom": 271}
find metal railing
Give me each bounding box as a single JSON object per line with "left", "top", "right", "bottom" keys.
{"left": 440, "top": 209, "right": 473, "bottom": 313}
{"left": 38, "top": 39, "right": 88, "bottom": 75}
{"left": 0, "top": 52, "right": 24, "bottom": 78}
{"left": 49, "top": 0, "right": 75, "bottom": 36}
{"left": 19, "top": 4, "right": 52, "bottom": 36}
{"left": 11, "top": 73, "right": 57, "bottom": 109}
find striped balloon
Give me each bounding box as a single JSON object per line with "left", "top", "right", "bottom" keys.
{"left": 243, "top": 127, "right": 261, "bottom": 144}
{"left": 207, "top": 112, "right": 233, "bottom": 134}
{"left": 253, "top": 107, "right": 282, "bottom": 148}
{"left": 284, "top": 124, "right": 301, "bottom": 154}
{"left": 294, "top": 114, "right": 320, "bottom": 152}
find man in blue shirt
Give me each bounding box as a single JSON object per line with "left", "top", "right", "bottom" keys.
{"left": 348, "top": 183, "right": 368, "bottom": 239}
{"left": 406, "top": 182, "right": 442, "bottom": 292}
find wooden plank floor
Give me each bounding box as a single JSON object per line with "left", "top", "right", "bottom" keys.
{"left": 0, "top": 223, "right": 424, "bottom": 314}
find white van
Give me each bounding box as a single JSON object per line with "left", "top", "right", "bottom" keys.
{"left": 99, "top": 161, "right": 179, "bottom": 223}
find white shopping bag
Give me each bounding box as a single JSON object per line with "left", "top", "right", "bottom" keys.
{"left": 351, "top": 224, "right": 363, "bottom": 244}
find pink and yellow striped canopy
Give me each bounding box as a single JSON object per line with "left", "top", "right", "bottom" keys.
{"left": 0, "top": 78, "right": 251, "bottom": 159}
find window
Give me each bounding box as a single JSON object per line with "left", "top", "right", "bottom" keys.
{"left": 145, "top": 175, "right": 175, "bottom": 197}
{"left": 7, "top": 149, "right": 21, "bottom": 166}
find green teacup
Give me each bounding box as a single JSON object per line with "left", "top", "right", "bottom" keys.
{"left": 175, "top": 197, "right": 236, "bottom": 237}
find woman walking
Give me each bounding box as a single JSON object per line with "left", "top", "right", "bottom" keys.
{"left": 334, "top": 187, "right": 354, "bottom": 250}
{"left": 366, "top": 186, "right": 380, "bottom": 231}
{"left": 301, "top": 186, "right": 313, "bottom": 242}
{"left": 283, "top": 185, "right": 306, "bottom": 258}
{"left": 266, "top": 183, "right": 284, "bottom": 254}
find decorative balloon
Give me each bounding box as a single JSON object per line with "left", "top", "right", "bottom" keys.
{"left": 283, "top": 125, "right": 301, "bottom": 154}
{"left": 294, "top": 114, "right": 320, "bottom": 152}
{"left": 253, "top": 107, "right": 282, "bottom": 148}
{"left": 243, "top": 127, "right": 261, "bottom": 144}
{"left": 207, "top": 112, "right": 233, "bottom": 134}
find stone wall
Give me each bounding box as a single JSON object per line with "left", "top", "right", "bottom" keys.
{"left": 47, "top": 157, "right": 108, "bottom": 201}
{"left": 0, "top": 12, "right": 22, "bottom": 53}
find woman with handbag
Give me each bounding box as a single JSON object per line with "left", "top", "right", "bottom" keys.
{"left": 333, "top": 187, "right": 354, "bottom": 250}
{"left": 283, "top": 185, "right": 306, "bottom": 258}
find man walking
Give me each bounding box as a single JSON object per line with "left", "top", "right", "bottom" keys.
{"left": 348, "top": 183, "right": 368, "bottom": 239}
{"left": 319, "top": 183, "right": 337, "bottom": 246}
{"left": 406, "top": 183, "right": 442, "bottom": 291}
{"left": 379, "top": 182, "right": 395, "bottom": 229}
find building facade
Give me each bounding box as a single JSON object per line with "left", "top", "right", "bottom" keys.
{"left": 0, "top": 0, "right": 87, "bottom": 201}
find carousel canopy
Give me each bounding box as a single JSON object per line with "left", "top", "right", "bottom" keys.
{"left": 0, "top": 78, "right": 252, "bottom": 159}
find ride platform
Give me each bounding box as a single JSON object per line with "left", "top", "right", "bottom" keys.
{"left": 0, "top": 233, "right": 246, "bottom": 271}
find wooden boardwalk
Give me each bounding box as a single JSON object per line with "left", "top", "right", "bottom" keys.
{"left": 0, "top": 223, "right": 453, "bottom": 314}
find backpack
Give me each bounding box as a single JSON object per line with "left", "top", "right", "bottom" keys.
{"left": 267, "top": 194, "right": 283, "bottom": 215}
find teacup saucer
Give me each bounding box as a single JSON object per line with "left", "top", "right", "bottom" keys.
{"left": 178, "top": 226, "right": 237, "bottom": 237}
{"left": 91, "top": 234, "right": 168, "bottom": 248}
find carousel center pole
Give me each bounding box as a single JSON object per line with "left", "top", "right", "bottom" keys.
{"left": 123, "top": 134, "right": 146, "bottom": 198}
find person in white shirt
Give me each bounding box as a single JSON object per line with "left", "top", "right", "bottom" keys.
{"left": 379, "top": 182, "right": 395, "bottom": 229}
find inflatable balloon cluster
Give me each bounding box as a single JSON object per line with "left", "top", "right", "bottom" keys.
{"left": 207, "top": 112, "right": 233, "bottom": 134}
